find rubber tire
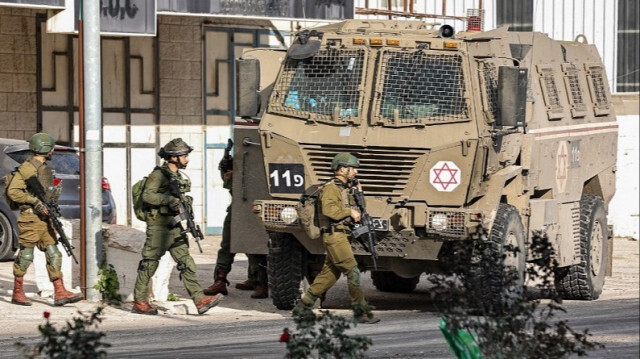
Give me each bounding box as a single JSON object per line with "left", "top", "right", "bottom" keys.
{"left": 471, "top": 203, "right": 526, "bottom": 306}
{"left": 555, "top": 195, "right": 608, "bottom": 300}
{"left": 371, "top": 271, "right": 420, "bottom": 293}
{"left": 267, "top": 232, "right": 306, "bottom": 310}
{"left": 0, "top": 212, "right": 16, "bottom": 261}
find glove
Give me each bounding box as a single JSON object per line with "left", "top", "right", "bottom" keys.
{"left": 169, "top": 197, "right": 182, "bottom": 212}
{"left": 34, "top": 202, "right": 48, "bottom": 216}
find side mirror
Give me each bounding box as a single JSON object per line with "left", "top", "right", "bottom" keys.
{"left": 236, "top": 58, "right": 261, "bottom": 119}
{"left": 497, "top": 66, "right": 528, "bottom": 127}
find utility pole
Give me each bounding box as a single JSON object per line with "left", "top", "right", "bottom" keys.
{"left": 82, "top": 0, "right": 103, "bottom": 301}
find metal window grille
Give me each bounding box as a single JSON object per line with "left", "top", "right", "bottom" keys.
{"left": 270, "top": 48, "right": 365, "bottom": 124}
{"left": 218, "top": 0, "right": 288, "bottom": 17}
{"left": 481, "top": 62, "right": 499, "bottom": 122}
{"left": 538, "top": 68, "right": 564, "bottom": 120}
{"left": 375, "top": 51, "right": 468, "bottom": 126}
{"left": 562, "top": 64, "right": 587, "bottom": 118}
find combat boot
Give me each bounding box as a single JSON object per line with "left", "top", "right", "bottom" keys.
{"left": 203, "top": 270, "right": 229, "bottom": 295}
{"left": 132, "top": 301, "right": 158, "bottom": 315}
{"left": 353, "top": 303, "right": 380, "bottom": 324}
{"left": 250, "top": 284, "right": 269, "bottom": 299}
{"left": 11, "top": 276, "right": 32, "bottom": 306}
{"left": 196, "top": 294, "right": 223, "bottom": 315}
{"left": 52, "top": 278, "right": 83, "bottom": 306}
{"left": 235, "top": 279, "right": 256, "bottom": 291}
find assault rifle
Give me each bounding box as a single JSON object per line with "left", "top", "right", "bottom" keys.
{"left": 349, "top": 179, "right": 378, "bottom": 270}
{"left": 218, "top": 139, "right": 233, "bottom": 178}
{"left": 25, "top": 176, "right": 79, "bottom": 264}
{"left": 166, "top": 174, "right": 204, "bottom": 253}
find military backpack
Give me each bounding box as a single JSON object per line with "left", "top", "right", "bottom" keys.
{"left": 132, "top": 166, "right": 163, "bottom": 221}
{"left": 2, "top": 167, "right": 20, "bottom": 210}
{"left": 297, "top": 181, "right": 332, "bottom": 240}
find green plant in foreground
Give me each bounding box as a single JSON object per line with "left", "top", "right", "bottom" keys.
{"left": 282, "top": 305, "right": 372, "bottom": 359}
{"left": 167, "top": 293, "right": 179, "bottom": 301}
{"left": 432, "top": 230, "right": 604, "bottom": 359}
{"left": 93, "top": 264, "right": 121, "bottom": 305}
{"left": 15, "top": 307, "right": 111, "bottom": 358}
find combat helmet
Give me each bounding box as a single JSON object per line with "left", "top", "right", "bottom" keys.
{"left": 28, "top": 133, "right": 56, "bottom": 155}
{"left": 158, "top": 138, "right": 193, "bottom": 159}
{"left": 331, "top": 152, "right": 360, "bottom": 171}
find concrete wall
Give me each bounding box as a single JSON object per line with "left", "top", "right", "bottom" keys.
{"left": 609, "top": 94, "right": 640, "bottom": 239}
{"left": 0, "top": 7, "right": 38, "bottom": 140}
{"left": 155, "top": 15, "right": 206, "bottom": 226}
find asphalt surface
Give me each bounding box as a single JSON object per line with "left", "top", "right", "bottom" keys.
{"left": 0, "top": 237, "right": 637, "bottom": 358}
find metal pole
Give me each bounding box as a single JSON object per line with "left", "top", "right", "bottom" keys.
{"left": 82, "top": 0, "right": 103, "bottom": 301}
{"left": 78, "top": 6, "right": 86, "bottom": 299}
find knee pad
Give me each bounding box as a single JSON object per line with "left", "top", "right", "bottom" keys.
{"left": 16, "top": 247, "right": 35, "bottom": 272}
{"left": 45, "top": 245, "right": 63, "bottom": 271}
{"left": 347, "top": 267, "right": 361, "bottom": 287}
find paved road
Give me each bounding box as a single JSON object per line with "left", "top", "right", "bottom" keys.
{"left": 0, "top": 238, "right": 637, "bottom": 358}
{"left": 96, "top": 297, "right": 638, "bottom": 359}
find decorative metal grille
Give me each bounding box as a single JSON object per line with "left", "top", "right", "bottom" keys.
{"left": 375, "top": 51, "right": 468, "bottom": 126}
{"left": 538, "top": 68, "right": 564, "bottom": 120}
{"left": 270, "top": 48, "right": 365, "bottom": 124}
{"left": 563, "top": 65, "right": 587, "bottom": 117}
{"left": 301, "top": 144, "right": 425, "bottom": 198}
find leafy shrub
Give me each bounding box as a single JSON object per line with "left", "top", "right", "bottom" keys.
{"left": 432, "top": 228, "right": 604, "bottom": 358}
{"left": 283, "top": 305, "right": 372, "bottom": 359}
{"left": 93, "top": 264, "right": 121, "bottom": 306}
{"left": 15, "top": 307, "right": 111, "bottom": 358}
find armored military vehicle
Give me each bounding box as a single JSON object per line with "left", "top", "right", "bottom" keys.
{"left": 231, "top": 20, "right": 617, "bottom": 310}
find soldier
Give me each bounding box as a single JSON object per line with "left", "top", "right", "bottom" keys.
{"left": 203, "top": 158, "right": 268, "bottom": 299}
{"left": 294, "top": 152, "right": 379, "bottom": 324}
{"left": 132, "top": 138, "right": 222, "bottom": 315}
{"left": 8, "top": 133, "right": 82, "bottom": 306}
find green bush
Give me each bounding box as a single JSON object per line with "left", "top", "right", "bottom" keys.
{"left": 432, "top": 229, "right": 604, "bottom": 358}
{"left": 283, "top": 305, "right": 372, "bottom": 359}
{"left": 15, "top": 307, "right": 111, "bottom": 358}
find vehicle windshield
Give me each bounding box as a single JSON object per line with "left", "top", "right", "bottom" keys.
{"left": 7, "top": 150, "right": 80, "bottom": 175}
{"left": 375, "top": 50, "right": 468, "bottom": 126}
{"left": 270, "top": 48, "right": 365, "bottom": 124}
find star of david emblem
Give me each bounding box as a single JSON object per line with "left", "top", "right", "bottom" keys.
{"left": 430, "top": 161, "right": 461, "bottom": 192}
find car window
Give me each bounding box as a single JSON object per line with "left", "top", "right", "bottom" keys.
{"left": 7, "top": 150, "right": 79, "bottom": 175}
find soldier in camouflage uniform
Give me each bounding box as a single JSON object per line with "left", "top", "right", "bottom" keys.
{"left": 8, "top": 133, "right": 82, "bottom": 306}
{"left": 203, "top": 158, "right": 269, "bottom": 299}
{"left": 294, "top": 152, "right": 379, "bottom": 324}
{"left": 132, "top": 138, "right": 222, "bottom": 315}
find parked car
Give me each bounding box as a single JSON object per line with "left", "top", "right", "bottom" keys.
{"left": 0, "top": 138, "right": 116, "bottom": 261}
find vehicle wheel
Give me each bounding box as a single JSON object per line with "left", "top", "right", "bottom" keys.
{"left": 469, "top": 203, "right": 526, "bottom": 308}
{"left": 268, "top": 232, "right": 306, "bottom": 310}
{"left": 555, "top": 195, "right": 608, "bottom": 300}
{"left": 0, "top": 212, "right": 16, "bottom": 261}
{"left": 371, "top": 271, "right": 419, "bottom": 293}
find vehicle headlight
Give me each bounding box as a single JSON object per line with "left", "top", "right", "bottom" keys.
{"left": 280, "top": 207, "right": 298, "bottom": 224}
{"left": 431, "top": 213, "right": 448, "bottom": 231}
